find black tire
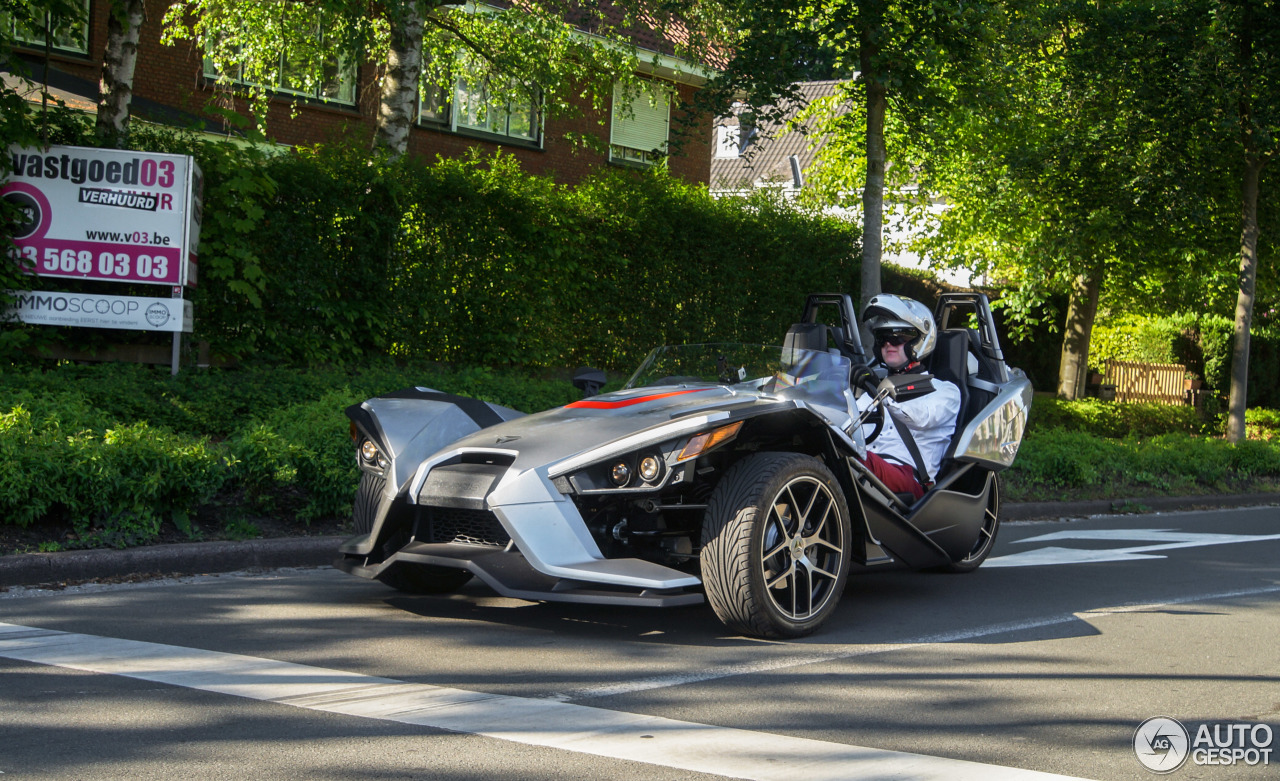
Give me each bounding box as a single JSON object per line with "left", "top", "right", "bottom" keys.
{"left": 355, "top": 473, "right": 473, "bottom": 594}
{"left": 352, "top": 471, "right": 385, "bottom": 535}
{"left": 941, "top": 473, "right": 1001, "bottom": 573}
{"left": 700, "top": 452, "right": 852, "bottom": 638}
{"left": 377, "top": 564, "right": 474, "bottom": 594}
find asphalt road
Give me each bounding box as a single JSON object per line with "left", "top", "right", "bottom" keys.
{"left": 1, "top": 506, "right": 1277, "bottom": 780}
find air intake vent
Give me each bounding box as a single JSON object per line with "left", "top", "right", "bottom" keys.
{"left": 425, "top": 507, "right": 511, "bottom": 547}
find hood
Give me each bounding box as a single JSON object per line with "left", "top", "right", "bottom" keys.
{"left": 438, "top": 384, "right": 771, "bottom": 477}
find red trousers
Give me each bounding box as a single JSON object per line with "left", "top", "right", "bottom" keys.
{"left": 862, "top": 451, "right": 924, "bottom": 499}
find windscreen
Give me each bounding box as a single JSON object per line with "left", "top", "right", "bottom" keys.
{"left": 626, "top": 343, "right": 852, "bottom": 403}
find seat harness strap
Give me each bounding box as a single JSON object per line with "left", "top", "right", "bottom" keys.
{"left": 885, "top": 407, "right": 933, "bottom": 487}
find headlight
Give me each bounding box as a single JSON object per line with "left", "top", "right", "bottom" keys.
{"left": 360, "top": 439, "right": 389, "bottom": 470}
{"left": 638, "top": 454, "right": 663, "bottom": 482}
{"left": 610, "top": 461, "right": 632, "bottom": 486}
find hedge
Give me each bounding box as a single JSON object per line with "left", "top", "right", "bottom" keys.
{"left": 3, "top": 125, "right": 868, "bottom": 372}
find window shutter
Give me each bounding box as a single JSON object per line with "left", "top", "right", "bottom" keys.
{"left": 611, "top": 82, "right": 670, "bottom": 152}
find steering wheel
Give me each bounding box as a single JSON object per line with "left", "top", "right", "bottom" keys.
{"left": 860, "top": 399, "right": 886, "bottom": 444}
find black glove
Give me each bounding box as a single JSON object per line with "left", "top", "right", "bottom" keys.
{"left": 850, "top": 362, "right": 879, "bottom": 394}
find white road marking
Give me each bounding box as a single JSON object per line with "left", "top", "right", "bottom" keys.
{"left": 0, "top": 621, "right": 1086, "bottom": 781}
{"left": 987, "top": 528, "right": 1280, "bottom": 567}
{"left": 545, "top": 585, "right": 1280, "bottom": 702}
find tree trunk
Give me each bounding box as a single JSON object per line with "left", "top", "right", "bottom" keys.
{"left": 374, "top": 3, "right": 425, "bottom": 158}
{"left": 1056, "top": 267, "right": 1102, "bottom": 400}
{"left": 1225, "top": 155, "right": 1263, "bottom": 443}
{"left": 860, "top": 35, "right": 886, "bottom": 312}
{"left": 95, "top": 0, "right": 146, "bottom": 147}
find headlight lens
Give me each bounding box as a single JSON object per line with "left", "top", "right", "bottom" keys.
{"left": 638, "top": 454, "right": 662, "bottom": 482}
{"left": 360, "top": 440, "right": 389, "bottom": 470}
{"left": 610, "top": 461, "right": 631, "bottom": 486}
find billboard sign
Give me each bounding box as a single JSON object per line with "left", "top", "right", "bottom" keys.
{"left": 6, "top": 290, "right": 193, "bottom": 333}
{"left": 2, "top": 145, "right": 202, "bottom": 287}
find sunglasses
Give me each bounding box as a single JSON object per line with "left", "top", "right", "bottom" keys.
{"left": 875, "top": 332, "right": 914, "bottom": 347}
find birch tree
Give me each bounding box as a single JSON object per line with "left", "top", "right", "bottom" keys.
{"left": 95, "top": 0, "right": 146, "bottom": 146}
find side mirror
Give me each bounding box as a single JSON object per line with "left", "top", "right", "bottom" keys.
{"left": 572, "top": 367, "right": 607, "bottom": 398}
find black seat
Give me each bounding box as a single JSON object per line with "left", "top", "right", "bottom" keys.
{"left": 927, "top": 329, "right": 971, "bottom": 433}
{"left": 961, "top": 328, "right": 1000, "bottom": 419}
{"left": 783, "top": 322, "right": 831, "bottom": 353}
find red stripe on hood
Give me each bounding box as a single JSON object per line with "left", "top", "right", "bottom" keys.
{"left": 566, "top": 388, "right": 713, "bottom": 409}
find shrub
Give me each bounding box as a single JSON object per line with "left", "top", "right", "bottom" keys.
{"left": 1004, "top": 427, "right": 1280, "bottom": 501}
{"left": 1087, "top": 311, "right": 1280, "bottom": 406}
{"left": 241, "top": 390, "right": 362, "bottom": 522}
{"left": 6, "top": 361, "right": 1280, "bottom": 547}
{"left": 0, "top": 402, "right": 226, "bottom": 543}
{"left": 4, "top": 135, "right": 866, "bottom": 369}
{"left": 1028, "top": 397, "right": 1208, "bottom": 438}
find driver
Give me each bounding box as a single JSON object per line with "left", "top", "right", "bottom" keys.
{"left": 853, "top": 295, "right": 961, "bottom": 500}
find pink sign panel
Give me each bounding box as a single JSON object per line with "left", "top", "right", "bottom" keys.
{"left": 3, "top": 145, "right": 201, "bottom": 287}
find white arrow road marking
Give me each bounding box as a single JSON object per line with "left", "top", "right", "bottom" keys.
{"left": 987, "top": 528, "right": 1280, "bottom": 567}
{"left": 0, "top": 622, "right": 1087, "bottom": 781}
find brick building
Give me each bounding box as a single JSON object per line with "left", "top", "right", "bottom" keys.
{"left": 5, "top": 0, "right": 716, "bottom": 184}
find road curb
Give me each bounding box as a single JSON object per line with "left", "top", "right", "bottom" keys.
{"left": 1001, "top": 493, "right": 1279, "bottom": 521}
{"left": 0, "top": 536, "right": 344, "bottom": 588}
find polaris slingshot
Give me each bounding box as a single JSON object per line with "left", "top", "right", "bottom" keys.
{"left": 338, "top": 292, "right": 1032, "bottom": 637}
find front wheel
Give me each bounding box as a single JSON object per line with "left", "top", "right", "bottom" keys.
{"left": 700, "top": 453, "right": 852, "bottom": 638}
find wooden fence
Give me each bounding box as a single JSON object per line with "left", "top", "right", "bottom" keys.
{"left": 1103, "top": 360, "right": 1188, "bottom": 405}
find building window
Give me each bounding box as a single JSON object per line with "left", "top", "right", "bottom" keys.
{"left": 203, "top": 40, "right": 356, "bottom": 106}
{"left": 417, "top": 64, "right": 542, "bottom": 145}
{"left": 610, "top": 82, "right": 670, "bottom": 166}
{"left": 456, "top": 77, "right": 539, "bottom": 141}
{"left": 5, "top": 0, "right": 90, "bottom": 55}
{"left": 715, "top": 125, "right": 741, "bottom": 159}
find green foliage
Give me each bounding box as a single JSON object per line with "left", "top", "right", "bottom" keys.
{"left": 161, "top": 0, "right": 727, "bottom": 145}
{"left": 0, "top": 404, "right": 225, "bottom": 544}
{"left": 1029, "top": 397, "right": 1209, "bottom": 438}
{"left": 1089, "top": 314, "right": 1183, "bottom": 369}
{"left": 0, "top": 361, "right": 590, "bottom": 542}
{"left": 1244, "top": 408, "right": 1280, "bottom": 441}
{"left": 191, "top": 140, "right": 276, "bottom": 311}
{"left": 4, "top": 129, "right": 868, "bottom": 369}
{"left": 5, "top": 361, "right": 1280, "bottom": 547}
{"left": 239, "top": 391, "right": 359, "bottom": 522}
{"left": 25, "top": 141, "right": 857, "bottom": 370}
{"left": 1084, "top": 311, "right": 1280, "bottom": 406}
{"left": 1005, "top": 427, "right": 1280, "bottom": 501}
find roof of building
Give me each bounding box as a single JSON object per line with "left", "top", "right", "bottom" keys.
{"left": 710, "top": 81, "right": 849, "bottom": 191}
{"left": 498, "top": 1, "right": 724, "bottom": 69}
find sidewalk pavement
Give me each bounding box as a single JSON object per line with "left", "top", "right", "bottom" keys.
{"left": 1, "top": 494, "right": 1276, "bottom": 589}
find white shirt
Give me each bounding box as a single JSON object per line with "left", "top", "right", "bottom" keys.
{"left": 857, "top": 373, "right": 961, "bottom": 483}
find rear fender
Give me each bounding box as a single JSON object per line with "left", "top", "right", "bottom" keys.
{"left": 951, "top": 375, "right": 1032, "bottom": 472}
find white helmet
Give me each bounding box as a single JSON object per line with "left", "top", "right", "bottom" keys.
{"left": 862, "top": 294, "right": 937, "bottom": 362}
